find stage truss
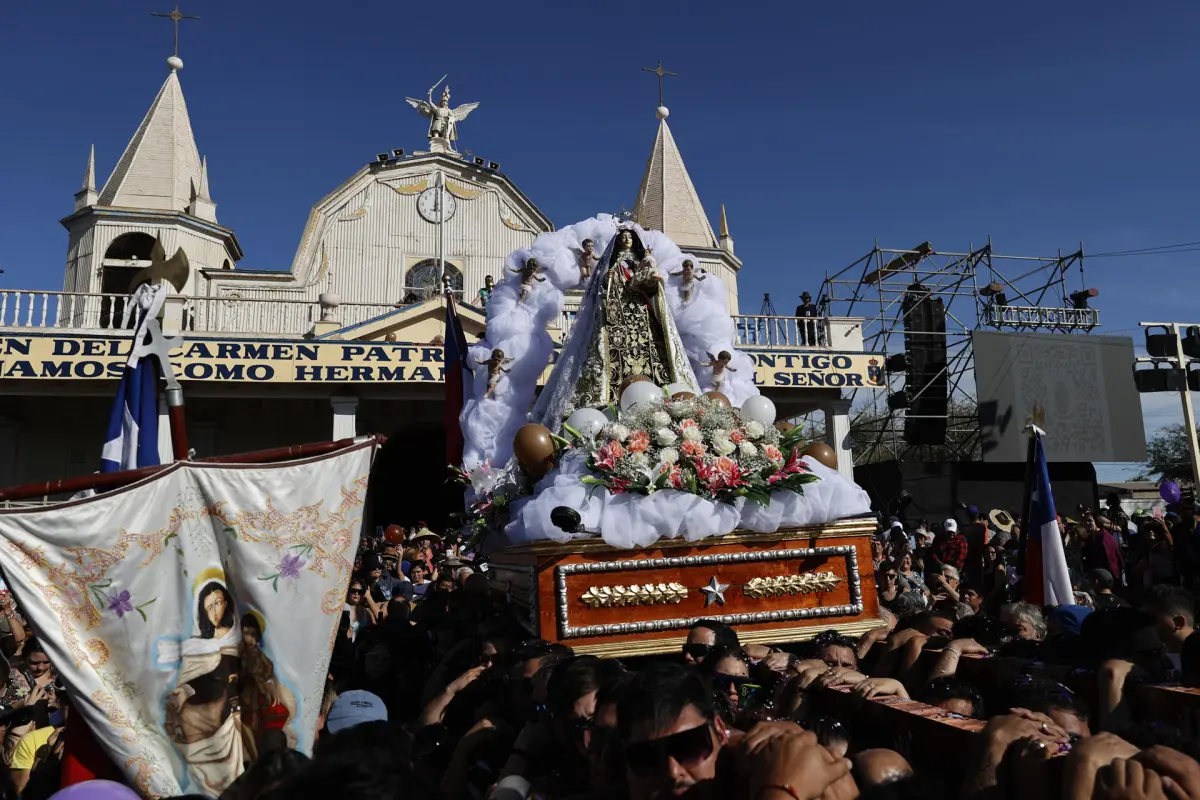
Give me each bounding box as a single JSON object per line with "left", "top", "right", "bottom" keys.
{"left": 817, "top": 239, "right": 1093, "bottom": 464}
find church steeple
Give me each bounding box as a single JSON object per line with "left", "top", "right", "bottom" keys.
{"left": 188, "top": 155, "right": 217, "bottom": 222}
{"left": 74, "top": 144, "right": 98, "bottom": 211}
{"left": 718, "top": 203, "right": 734, "bottom": 255}
{"left": 98, "top": 62, "right": 205, "bottom": 215}
{"left": 632, "top": 106, "right": 718, "bottom": 249}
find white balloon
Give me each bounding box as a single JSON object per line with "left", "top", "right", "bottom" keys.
{"left": 620, "top": 381, "right": 663, "bottom": 412}
{"left": 740, "top": 395, "right": 777, "bottom": 425}
{"left": 566, "top": 408, "right": 608, "bottom": 438}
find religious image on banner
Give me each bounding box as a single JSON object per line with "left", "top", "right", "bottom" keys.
{"left": 0, "top": 442, "right": 375, "bottom": 797}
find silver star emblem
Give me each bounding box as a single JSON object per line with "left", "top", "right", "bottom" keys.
{"left": 700, "top": 576, "right": 729, "bottom": 607}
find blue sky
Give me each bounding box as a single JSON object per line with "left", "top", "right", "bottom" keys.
{"left": 1, "top": 1, "right": 1197, "bottom": 479}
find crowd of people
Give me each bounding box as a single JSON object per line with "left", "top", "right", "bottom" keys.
{"left": 0, "top": 497, "right": 1198, "bottom": 799}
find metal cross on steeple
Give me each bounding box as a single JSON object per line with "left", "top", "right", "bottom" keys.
{"left": 641, "top": 60, "right": 678, "bottom": 107}
{"left": 152, "top": 2, "right": 201, "bottom": 58}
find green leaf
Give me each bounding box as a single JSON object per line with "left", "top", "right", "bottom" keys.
{"left": 273, "top": 575, "right": 280, "bottom": 593}
{"left": 136, "top": 607, "right": 148, "bottom": 622}
{"left": 224, "top": 527, "right": 238, "bottom": 539}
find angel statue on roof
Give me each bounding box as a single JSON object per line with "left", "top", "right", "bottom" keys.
{"left": 533, "top": 225, "right": 700, "bottom": 429}
{"left": 405, "top": 78, "right": 479, "bottom": 153}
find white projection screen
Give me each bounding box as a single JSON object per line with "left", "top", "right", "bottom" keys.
{"left": 972, "top": 331, "right": 1146, "bottom": 463}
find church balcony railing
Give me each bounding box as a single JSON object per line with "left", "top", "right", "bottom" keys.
{"left": 733, "top": 315, "right": 835, "bottom": 350}
{"left": 0, "top": 290, "right": 139, "bottom": 333}
{"left": 0, "top": 290, "right": 396, "bottom": 338}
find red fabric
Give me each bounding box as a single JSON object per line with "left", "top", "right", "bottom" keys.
{"left": 935, "top": 534, "right": 969, "bottom": 571}
{"left": 262, "top": 702, "right": 290, "bottom": 731}
{"left": 1025, "top": 537, "right": 1045, "bottom": 605}
{"left": 61, "top": 713, "right": 122, "bottom": 787}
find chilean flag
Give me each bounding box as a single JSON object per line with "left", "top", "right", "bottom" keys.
{"left": 100, "top": 345, "right": 159, "bottom": 472}
{"left": 1025, "top": 431, "right": 1074, "bottom": 606}
{"left": 443, "top": 295, "right": 470, "bottom": 469}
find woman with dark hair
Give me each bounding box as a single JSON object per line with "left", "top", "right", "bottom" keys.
{"left": 156, "top": 578, "right": 245, "bottom": 795}
{"left": 699, "top": 645, "right": 752, "bottom": 713}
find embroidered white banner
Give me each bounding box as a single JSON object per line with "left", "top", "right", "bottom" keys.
{"left": 0, "top": 442, "right": 375, "bottom": 798}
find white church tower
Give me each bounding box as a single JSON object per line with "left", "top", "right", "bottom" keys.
{"left": 632, "top": 104, "right": 743, "bottom": 314}
{"left": 60, "top": 55, "right": 243, "bottom": 302}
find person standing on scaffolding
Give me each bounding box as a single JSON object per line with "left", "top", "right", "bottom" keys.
{"left": 796, "top": 291, "right": 822, "bottom": 346}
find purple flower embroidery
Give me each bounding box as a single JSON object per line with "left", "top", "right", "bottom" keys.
{"left": 108, "top": 590, "right": 134, "bottom": 618}
{"left": 277, "top": 553, "right": 306, "bottom": 580}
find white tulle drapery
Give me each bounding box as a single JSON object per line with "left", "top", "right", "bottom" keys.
{"left": 503, "top": 452, "right": 872, "bottom": 549}
{"left": 460, "top": 215, "right": 874, "bottom": 547}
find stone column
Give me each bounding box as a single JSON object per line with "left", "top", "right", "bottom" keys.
{"left": 823, "top": 397, "right": 854, "bottom": 482}
{"left": 157, "top": 394, "right": 173, "bottom": 463}
{"left": 331, "top": 396, "right": 358, "bottom": 440}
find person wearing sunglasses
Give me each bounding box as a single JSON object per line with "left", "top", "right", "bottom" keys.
{"left": 524, "top": 656, "right": 628, "bottom": 797}
{"left": 616, "top": 664, "right": 727, "bottom": 800}
{"left": 681, "top": 619, "right": 739, "bottom": 666}
{"left": 343, "top": 577, "right": 374, "bottom": 643}
{"left": 699, "top": 646, "right": 752, "bottom": 712}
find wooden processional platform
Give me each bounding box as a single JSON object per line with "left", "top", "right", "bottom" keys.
{"left": 488, "top": 517, "right": 881, "bottom": 658}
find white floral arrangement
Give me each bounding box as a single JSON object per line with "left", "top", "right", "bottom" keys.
{"left": 565, "top": 396, "right": 818, "bottom": 506}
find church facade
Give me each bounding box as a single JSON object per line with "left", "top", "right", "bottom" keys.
{"left": 0, "top": 57, "right": 875, "bottom": 525}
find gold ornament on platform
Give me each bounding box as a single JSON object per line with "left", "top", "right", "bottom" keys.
{"left": 670, "top": 391, "right": 697, "bottom": 401}
{"left": 801, "top": 442, "right": 838, "bottom": 470}
{"left": 742, "top": 571, "right": 840, "bottom": 599}
{"left": 703, "top": 391, "right": 731, "bottom": 407}
{"left": 579, "top": 582, "right": 688, "bottom": 608}
{"left": 513, "top": 423, "right": 556, "bottom": 479}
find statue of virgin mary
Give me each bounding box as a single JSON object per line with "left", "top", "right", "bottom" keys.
{"left": 534, "top": 225, "right": 699, "bottom": 430}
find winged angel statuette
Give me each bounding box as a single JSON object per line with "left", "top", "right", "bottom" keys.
{"left": 405, "top": 79, "right": 479, "bottom": 154}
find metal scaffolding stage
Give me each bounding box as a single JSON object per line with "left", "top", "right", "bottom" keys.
{"left": 818, "top": 239, "right": 1096, "bottom": 465}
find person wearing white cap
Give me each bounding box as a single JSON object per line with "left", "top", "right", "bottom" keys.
{"left": 934, "top": 518, "right": 968, "bottom": 572}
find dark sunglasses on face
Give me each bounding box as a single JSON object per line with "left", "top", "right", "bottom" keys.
{"left": 712, "top": 673, "right": 751, "bottom": 693}
{"left": 348, "top": 587, "right": 364, "bottom": 595}
{"left": 624, "top": 723, "right": 714, "bottom": 776}
{"left": 682, "top": 643, "right": 713, "bottom": 661}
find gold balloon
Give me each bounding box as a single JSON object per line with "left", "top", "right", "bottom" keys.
{"left": 670, "top": 391, "right": 697, "bottom": 401}
{"left": 802, "top": 442, "right": 838, "bottom": 470}
{"left": 513, "top": 423, "right": 556, "bottom": 480}
{"left": 703, "top": 391, "right": 731, "bottom": 407}
{"left": 775, "top": 421, "right": 796, "bottom": 433}
{"left": 619, "top": 374, "right": 652, "bottom": 395}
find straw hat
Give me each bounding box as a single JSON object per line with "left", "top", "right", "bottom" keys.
{"left": 988, "top": 509, "right": 1015, "bottom": 533}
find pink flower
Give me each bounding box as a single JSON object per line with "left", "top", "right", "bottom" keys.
{"left": 626, "top": 430, "right": 650, "bottom": 453}
{"left": 763, "top": 444, "right": 783, "bottom": 463}
{"left": 594, "top": 440, "right": 627, "bottom": 470}
{"left": 600, "top": 441, "right": 626, "bottom": 461}
{"left": 714, "top": 456, "right": 738, "bottom": 478}
{"left": 680, "top": 440, "right": 707, "bottom": 458}
{"left": 730, "top": 429, "right": 746, "bottom": 444}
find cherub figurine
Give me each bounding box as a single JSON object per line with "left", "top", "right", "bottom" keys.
{"left": 577, "top": 239, "right": 599, "bottom": 285}
{"left": 475, "top": 348, "right": 514, "bottom": 399}
{"left": 670, "top": 259, "right": 707, "bottom": 305}
{"left": 702, "top": 350, "right": 737, "bottom": 392}
{"left": 509, "top": 257, "right": 546, "bottom": 303}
